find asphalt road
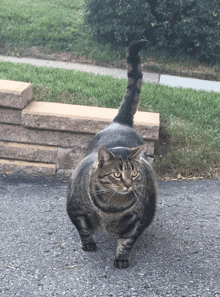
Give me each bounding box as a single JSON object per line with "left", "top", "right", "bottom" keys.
{"left": 0, "top": 174, "right": 219, "bottom": 297}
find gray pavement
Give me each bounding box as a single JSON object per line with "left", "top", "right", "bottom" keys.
{"left": 160, "top": 74, "right": 220, "bottom": 92}
{"left": 0, "top": 54, "right": 220, "bottom": 296}
{"left": 0, "top": 174, "right": 219, "bottom": 297}
{"left": 1, "top": 55, "right": 220, "bottom": 92}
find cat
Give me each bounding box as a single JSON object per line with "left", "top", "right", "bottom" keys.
{"left": 67, "top": 39, "right": 157, "bottom": 269}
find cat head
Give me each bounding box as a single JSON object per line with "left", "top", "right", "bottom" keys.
{"left": 97, "top": 145, "right": 146, "bottom": 194}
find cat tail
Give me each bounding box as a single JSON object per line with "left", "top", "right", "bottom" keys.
{"left": 113, "top": 39, "right": 147, "bottom": 127}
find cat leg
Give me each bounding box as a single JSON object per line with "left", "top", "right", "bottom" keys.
{"left": 67, "top": 212, "right": 97, "bottom": 252}
{"left": 114, "top": 238, "right": 135, "bottom": 269}
{"left": 114, "top": 221, "right": 144, "bottom": 269}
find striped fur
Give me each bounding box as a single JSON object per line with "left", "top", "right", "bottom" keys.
{"left": 113, "top": 39, "right": 147, "bottom": 127}
{"left": 67, "top": 40, "right": 157, "bottom": 269}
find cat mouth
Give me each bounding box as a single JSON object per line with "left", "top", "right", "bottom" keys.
{"left": 121, "top": 188, "right": 133, "bottom": 194}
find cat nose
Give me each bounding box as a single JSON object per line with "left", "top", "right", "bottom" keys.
{"left": 124, "top": 180, "right": 132, "bottom": 189}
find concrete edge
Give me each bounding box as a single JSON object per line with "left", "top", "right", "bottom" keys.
{"left": 160, "top": 74, "right": 220, "bottom": 92}
{"left": 0, "top": 158, "right": 56, "bottom": 176}
{"left": 21, "top": 101, "right": 160, "bottom": 139}
{"left": 0, "top": 55, "right": 219, "bottom": 92}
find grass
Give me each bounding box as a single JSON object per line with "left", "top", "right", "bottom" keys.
{"left": 0, "top": 61, "right": 219, "bottom": 179}
{"left": 0, "top": 0, "right": 124, "bottom": 64}
{"left": 0, "top": 0, "right": 83, "bottom": 50}
{"left": 0, "top": 0, "right": 220, "bottom": 81}
{"left": 0, "top": 0, "right": 219, "bottom": 178}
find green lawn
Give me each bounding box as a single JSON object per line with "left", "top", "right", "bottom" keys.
{"left": 0, "top": 0, "right": 83, "bottom": 50}
{"left": 0, "top": 0, "right": 219, "bottom": 80}
{"left": 1, "top": 61, "right": 219, "bottom": 178}
{"left": 0, "top": 0, "right": 124, "bottom": 64}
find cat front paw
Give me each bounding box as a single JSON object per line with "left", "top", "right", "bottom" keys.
{"left": 114, "top": 258, "right": 130, "bottom": 269}
{"left": 82, "top": 242, "right": 97, "bottom": 252}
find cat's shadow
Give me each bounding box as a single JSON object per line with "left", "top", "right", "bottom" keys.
{"left": 65, "top": 211, "right": 179, "bottom": 271}
{"left": 77, "top": 227, "right": 158, "bottom": 270}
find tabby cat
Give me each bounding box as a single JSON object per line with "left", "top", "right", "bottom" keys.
{"left": 67, "top": 40, "right": 157, "bottom": 269}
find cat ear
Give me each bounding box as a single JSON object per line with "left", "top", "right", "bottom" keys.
{"left": 98, "top": 147, "right": 115, "bottom": 164}
{"left": 131, "top": 145, "right": 146, "bottom": 159}
{"left": 131, "top": 145, "right": 155, "bottom": 164}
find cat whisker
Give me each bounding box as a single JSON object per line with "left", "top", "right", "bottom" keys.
{"left": 133, "top": 190, "right": 141, "bottom": 201}
{"left": 89, "top": 188, "right": 114, "bottom": 202}
{"left": 106, "top": 190, "right": 116, "bottom": 202}
{"left": 137, "top": 184, "right": 149, "bottom": 191}
{"left": 135, "top": 188, "right": 143, "bottom": 197}
{"left": 91, "top": 186, "right": 113, "bottom": 194}
{"left": 93, "top": 189, "right": 112, "bottom": 194}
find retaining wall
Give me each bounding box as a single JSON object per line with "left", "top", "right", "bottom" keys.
{"left": 0, "top": 79, "right": 160, "bottom": 177}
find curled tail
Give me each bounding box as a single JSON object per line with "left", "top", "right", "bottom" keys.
{"left": 113, "top": 39, "right": 147, "bottom": 127}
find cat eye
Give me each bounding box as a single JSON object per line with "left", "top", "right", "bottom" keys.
{"left": 131, "top": 171, "right": 139, "bottom": 178}
{"left": 113, "top": 172, "right": 122, "bottom": 178}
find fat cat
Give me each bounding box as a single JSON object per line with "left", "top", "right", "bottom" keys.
{"left": 67, "top": 40, "right": 157, "bottom": 269}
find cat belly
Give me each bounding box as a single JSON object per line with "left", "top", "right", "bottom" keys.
{"left": 97, "top": 217, "right": 122, "bottom": 234}
{"left": 95, "top": 209, "right": 137, "bottom": 235}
